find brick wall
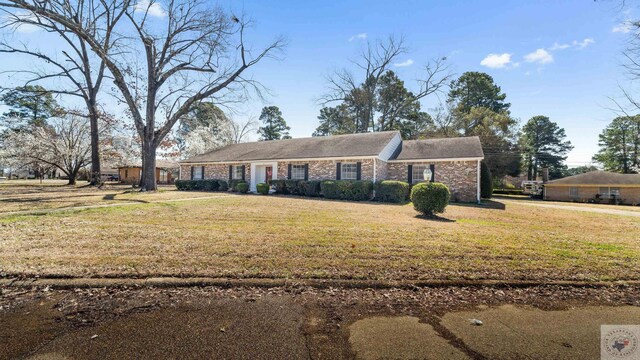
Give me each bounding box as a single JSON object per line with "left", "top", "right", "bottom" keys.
{"left": 545, "top": 185, "right": 640, "bottom": 205}
{"left": 388, "top": 160, "right": 479, "bottom": 202}
{"left": 276, "top": 159, "right": 374, "bottom": 181}
{"left": 180, "top": 163, "right": 252, "bottom": 184}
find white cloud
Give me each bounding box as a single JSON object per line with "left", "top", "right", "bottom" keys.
{"left": 612, "top": 22, "right": 632, "bottom": 34}
{"left": 134, "top": 0, "right": 166, "bottom": 18}
{"left": 480, "top": 53, "right": 512, "bottom": 69}
{"left": 573, "top": 38, "right": 594, "bottom": 49}
{"left": 394, "top": 59, "right": 414, "bottom": 67}
{"left": 549, "top": 42, "right": 570, "bottom": 51}
{"left": 348, "top": 33, "right": 367, "bottom": 42}
{"left": 524, "top": 48, "right": 553, "bottom": 64}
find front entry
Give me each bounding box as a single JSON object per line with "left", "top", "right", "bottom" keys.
{"left": 265, "top": 166, "right": 273, "bottom": 183}
{"left": 250, "top": 162, "right": 278, "bottom": 192}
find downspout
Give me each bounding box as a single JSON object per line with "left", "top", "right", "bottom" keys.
{"left": 477, "top": 159, "right": 481, "bottom": 204}
{"left": 178, "top": 164, "right": 182, "bottom": 181}
{"left": 373, "top": 158, "right": 377, "bottom": 199}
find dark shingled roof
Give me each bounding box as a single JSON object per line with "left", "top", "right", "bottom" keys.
{"left": 546, "top": 171, "right": 640, "bottom": 185}
{"left": 180, "top": 131, "right": 400, "bottom": 163}
{"left": 391, "top": 136, "right": 484, "bottom": 161}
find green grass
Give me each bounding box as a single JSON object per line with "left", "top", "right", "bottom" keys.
{"left": 1, "top": 190, "right": 639, "bottom": 282}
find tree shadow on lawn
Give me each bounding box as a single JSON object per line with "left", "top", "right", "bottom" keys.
{"left": 102, "top": 192, "right": 149, "bottom": 204}
{"left": 413, "top": 213, "right": 456, "bottom": 222}
{"left": 449, "top": 200, "right": 506, "bottom": 211}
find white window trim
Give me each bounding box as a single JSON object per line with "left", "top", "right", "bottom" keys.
{"left": 341, "top": 163, "right": 357, "bottom": 180}
{"left": 232, "top": 165, "right": 243, "bottom": 180}
{"left": 291, "top": 164, "right": 306, "bottom": 180}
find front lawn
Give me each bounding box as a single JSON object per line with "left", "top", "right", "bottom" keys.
{"left": 1, "top": 186, "right": 638, "bottom": 282}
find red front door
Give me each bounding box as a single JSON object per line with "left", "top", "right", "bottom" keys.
{"left": 265, "top": 166, "right": 273, "bottom": 183}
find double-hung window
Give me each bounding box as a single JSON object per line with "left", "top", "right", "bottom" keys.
{"left": 291, "top": 164, "right": 306, "bottom": 180}
{"left": 232, "top": 165, "right": 243, "bottom": 180}
{"left": 412, "top": 165, "right": 433, "bottom": 183}
{"left": 341, "top": 163, "right": 357, "bottom": 180}
{"left": 192, "top": 166, "right": 204, "bottom": 180}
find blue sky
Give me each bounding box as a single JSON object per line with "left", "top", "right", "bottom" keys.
{"left": 1, "top": 0, "right": 635, "bottom": 166}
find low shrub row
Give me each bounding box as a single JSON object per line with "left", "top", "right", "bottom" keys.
{"left": 374, "top": 180, "right": 410, "bottom": 203}
{"left": 492, "top": 188, "right": 524, "bottom": 196}
{"left": 321, "top": 180, "right": 373, "bottom": 201}
{"left": 270, "top": 179, "right": 322, "bottom": 197}
{"left": 175, "top": 179, "right": 228, "bottom": 191}
{"left": 228, "top": 179, "right": 247, "bottom": 192}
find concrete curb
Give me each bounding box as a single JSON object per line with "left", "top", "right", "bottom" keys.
{"left": 2, "top": 277, "right": 639, "bottom": 290}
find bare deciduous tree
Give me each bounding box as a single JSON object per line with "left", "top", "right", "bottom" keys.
{"left": 1, "top": 0, "right": 283, "bottom": 190}
{"left": 0, "top": 4, "right": 122, "bottom": 185}
{"left": 319, "top": 36, "right": 451, "bottom": 132}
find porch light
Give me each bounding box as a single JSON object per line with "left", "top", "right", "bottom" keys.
{"left": 423, "top": 168, "right": 432, "bottom": 181}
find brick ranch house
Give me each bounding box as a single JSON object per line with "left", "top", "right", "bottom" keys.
{"left": 179, "top": 131, "right": 485, "bottom": 202}
{"left": 544, "top": 171, "right": 640, "bottom": 205}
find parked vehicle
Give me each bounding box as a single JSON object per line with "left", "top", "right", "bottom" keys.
{"left": 522, "top": 180, "right": 544, "bottom": 197}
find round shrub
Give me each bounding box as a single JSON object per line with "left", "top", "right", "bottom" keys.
{"left": 256, "top": 182, "right": 269, "bottom": 195}
{"left": 216, "top": 179, "right": 229, "bottom": 191}
{"left": 410, "top": 182, "right": 450, "bottom": 217}
{"left": 374, "top": 180, "right": 410, "bottom": 203}
{"left": 236, "top": 182, "right": 249, "bottom": 194}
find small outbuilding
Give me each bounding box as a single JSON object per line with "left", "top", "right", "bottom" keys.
{"left": 118, "top": 160, "right": 178, "bottom": 185}
{"left": 544, "top": 171, "right": 640, "bottom": 205}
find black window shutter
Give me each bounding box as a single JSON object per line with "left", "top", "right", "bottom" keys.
{"left": 356, "top": 162, "right": 362, "bottom": 180}
{"left": 201, "top": 166, "right": 205, "bottom": 180}
{"left": 228, "top": 165, "right": 232, "bottom": 181}
{"left": 430, "top": 164, "right": 435, "bottom": 182}
{"left": 304, "top": 164, "right": 309, "bottom": 181}
{"left": 287, "top": 164, "right": 292, "bottom": 179}
{"left": 336, "top": 162, "right": 341, "bottom": 180}
{"left": 241, "top": 165, "right": 246, "bottom": 180}
{"left": 407, "top": 165, "right": 413, "bottom": 184}
{"left": 191, "top": 167, "right": 194, "bottom": 180}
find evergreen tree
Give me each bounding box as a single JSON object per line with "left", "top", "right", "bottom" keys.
{"left": 258, "top": 106, "right": 291, "bottom": 141}
{"left": 520, "top": 115, "right": 573, "bottom": 180}
{"left": 592, "top": 116, "right": 640, "bottom": 173}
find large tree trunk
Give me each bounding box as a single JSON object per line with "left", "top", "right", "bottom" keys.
{"left": 140, "top": 139, "right": 157, "bottom": 191}
{"left": 88, "top": 106, "right": 101, "bottom": 185}
{"left": 67, "top": 169, "right": 77, "bottom": 185}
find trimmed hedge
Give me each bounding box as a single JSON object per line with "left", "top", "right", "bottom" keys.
{"left": 493, "top": 189, "right": 524, "bottom": 196}
{"left": 270, "top": 179, "right": 288, "bottom": 194}
{"left": 175, "top": 179, "right": 227, "bottom": 191}
{"left": 321, "top": 180, "right": 373, "bottom": 201}
{"left": 410, "top": 182, "right": 450, "bottom": 217}
{"left": 256, "top": 182, "right": 269, "bottom": 195}
{"left": 284, "top": 180, "right": 301, "bottom": 195}
{"left": 228, "top": 179, "right": 246, "bottom": 192}
{"left": 374, "top": 180, "right": 410, "bottom": 203}
{"left": 299, "top": 180, "right": 322, "bottom": 197}
{"left": 236, "top": 182, "right": 249, "bottom": 194}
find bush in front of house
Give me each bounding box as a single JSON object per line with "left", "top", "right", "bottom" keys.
{"left": 480, "top": 161, "right": 493, "bottom": 199}
{"left": 298, "top": 180, "right": 322, "bottom": 197}
{"left": 175, "top": 179, "right": 227, "bottom": 191}
{"left": 284, "top": 179, "right": 301, "bottom": 195}
{"left": 228, "top": 179, "right": 246, "bottom": 192}
{"left": 256, "top": 182, "right": 269, "bottom": 195}
{"left": 270, "top": 179, "right": 288, "bottom": 194}
{"left": 374, "top": 180, "right": 410, "bottom": 203}
{"left": 321, "top": 180, "right": 373, "bottom": 201}
{"left": 236, "top": 181, "right": 249, "bottom": 194}
{"left": 410, "top": 182, "right": 450, "bottom": 217}
{"left": 216, "top": 179, "right": 229, "bottom": 191}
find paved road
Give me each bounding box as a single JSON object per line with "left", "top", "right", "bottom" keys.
{"left": 3, "top": 286, "right": 640, "bottom": 359}
{"left": 500, "top": 198, "right": 640, "bottom": 217}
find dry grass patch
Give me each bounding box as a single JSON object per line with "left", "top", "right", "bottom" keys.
{"left": 1, "top": 193, "right": 638, "bottom": 282}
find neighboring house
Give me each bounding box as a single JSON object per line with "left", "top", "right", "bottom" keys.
{"left": 179, "top": 131, "right": 484, "bottom": 202}
{"left": 118, "top": 160, "right": 179, "bottom": 185}
{"left": 544, "top": 171, "right": 640, "bottom": 205}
